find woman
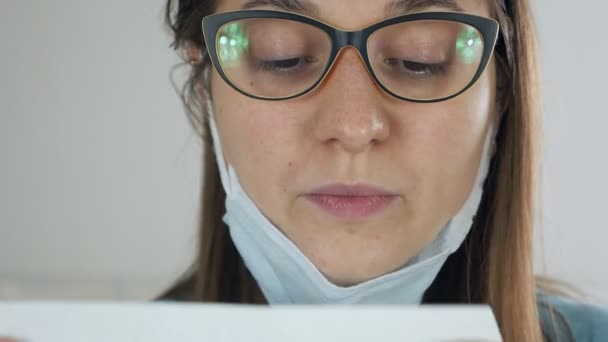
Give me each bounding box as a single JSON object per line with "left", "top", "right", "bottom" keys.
{"left": 158, "top": 0, "right": 608, "bottom": 340}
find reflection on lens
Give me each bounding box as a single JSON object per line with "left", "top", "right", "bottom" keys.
{"left": 368, "top": 20, "right": 485, "bottom": 100}
{"left": 218, "top": 22, "right": 249, "bottom": 67}
{"left": 215, "top": 18, "right": 332, "bottom": 98}
{"left": 456, "top": 26, "right": 482, "bottom": 65}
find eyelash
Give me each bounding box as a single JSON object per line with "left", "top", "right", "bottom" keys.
{"left": 384, "top": 59, "right": 447, "bottom": 78}
{"left": 255, "top": 55, "right": 447, "bottom": 82}
{"left": 257, "top": 56, "right": 318, "bottom": 74}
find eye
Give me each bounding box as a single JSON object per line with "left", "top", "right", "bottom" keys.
{"left": 257, "top": 56, "right": 318, "bottom": 73}
{"left": 384, "top": 58, "right": 446, "bottom": 79}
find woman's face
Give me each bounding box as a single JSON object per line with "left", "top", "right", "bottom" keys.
{"left": 209, "top": 0, "right": 498, "bottom": 286}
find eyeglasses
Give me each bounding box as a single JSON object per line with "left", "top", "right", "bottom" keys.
{"left": 202, "top": 10, "right": 499, "bottom": 102}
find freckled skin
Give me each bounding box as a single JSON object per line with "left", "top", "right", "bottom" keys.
{"left": 209, "top": 0, "right": 498, "bottom": 286}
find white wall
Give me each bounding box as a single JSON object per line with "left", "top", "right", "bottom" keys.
{"left": 1, "top": 0, "right": 606, "bottom": 302}
{"left": 531, "top": 1, "right": 608, "bottom": 301}
{"left": 0, "top": 0, "right": 200, "bottom": 299}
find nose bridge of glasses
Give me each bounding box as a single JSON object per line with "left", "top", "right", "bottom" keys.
{"left": 335, "top": 29, "right": 365, "bottom": 49}
{"left": 333, "top": 29, "right": 368, "bottom": 58}
{"left": 329, "top": 29, "right": 374, "bottom": 80}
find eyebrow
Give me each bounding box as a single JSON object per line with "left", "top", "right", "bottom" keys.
{"left": 385, "top": 0, "right": 464, "bottom": 14}
{"left": 240, "top": 0, "right": 465, "bottom": 18}
{"left": 241, "top": 0, "right": 320, "bottom": 17}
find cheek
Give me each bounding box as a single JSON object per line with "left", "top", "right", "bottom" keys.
{"left": 211, "top": 75, "right": 300, "bottom": 198}
{"left": 419, "top": 66, "right": 495, "bottom": 213}
{"left": 224, "top": 109, "right": 289, "bottom": 170}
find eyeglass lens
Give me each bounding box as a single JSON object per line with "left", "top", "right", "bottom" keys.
{"left": 215, "top": 18, "right": 485, "bottom": 100}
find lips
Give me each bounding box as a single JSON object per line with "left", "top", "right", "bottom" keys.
{"left": 305, "top": 183, "right": 398, "bottom": 220}
{"left": 308, "top": 183, "right": 398, "bottom": 197}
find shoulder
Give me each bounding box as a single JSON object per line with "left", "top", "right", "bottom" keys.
{"left": 537, "top": 290, "right": 608, "bottom": 341}
{"left": 153, "top": 276, "right": 197, "bottom": 302}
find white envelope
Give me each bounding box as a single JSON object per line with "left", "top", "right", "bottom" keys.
{"left": 0, "top": 302, "right": 502, "bottom": 342}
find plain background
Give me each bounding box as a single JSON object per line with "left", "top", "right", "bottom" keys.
{"left": 1, "top": 0, "right": 606, "bottom": 302}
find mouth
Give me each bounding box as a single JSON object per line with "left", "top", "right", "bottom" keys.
{"left": 305, "top": 183, "right": 398, "bottom": 220}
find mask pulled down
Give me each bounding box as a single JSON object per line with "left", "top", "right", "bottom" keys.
{"left": 202, "top": 67, "right": 498, "bottom": 304}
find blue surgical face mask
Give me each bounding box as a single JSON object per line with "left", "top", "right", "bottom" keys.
{"left": 202, "top": 67, "right": 498, "bottom": 304}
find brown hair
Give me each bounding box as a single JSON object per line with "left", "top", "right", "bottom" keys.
{"left": 159, "top": 1, "right": 567, "bottom": 340}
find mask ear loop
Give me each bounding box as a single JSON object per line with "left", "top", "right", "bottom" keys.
{"left": 202, "top": 52, "right": 212, "bottom": 90}
{"left": 201, "top": 57, "right": 234, "bottom": 195}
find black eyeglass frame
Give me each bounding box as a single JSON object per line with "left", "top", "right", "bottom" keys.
{"left": 202, "top": 10, "right": 500, "bottom": 103}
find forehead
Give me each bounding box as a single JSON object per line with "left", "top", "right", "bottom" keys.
{"left": 215, "top": 0, "right": 492, "bottom": 29}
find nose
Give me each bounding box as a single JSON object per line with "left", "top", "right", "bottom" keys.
{"left": 312, "top": 47, "right": 391, "bottom": 154}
